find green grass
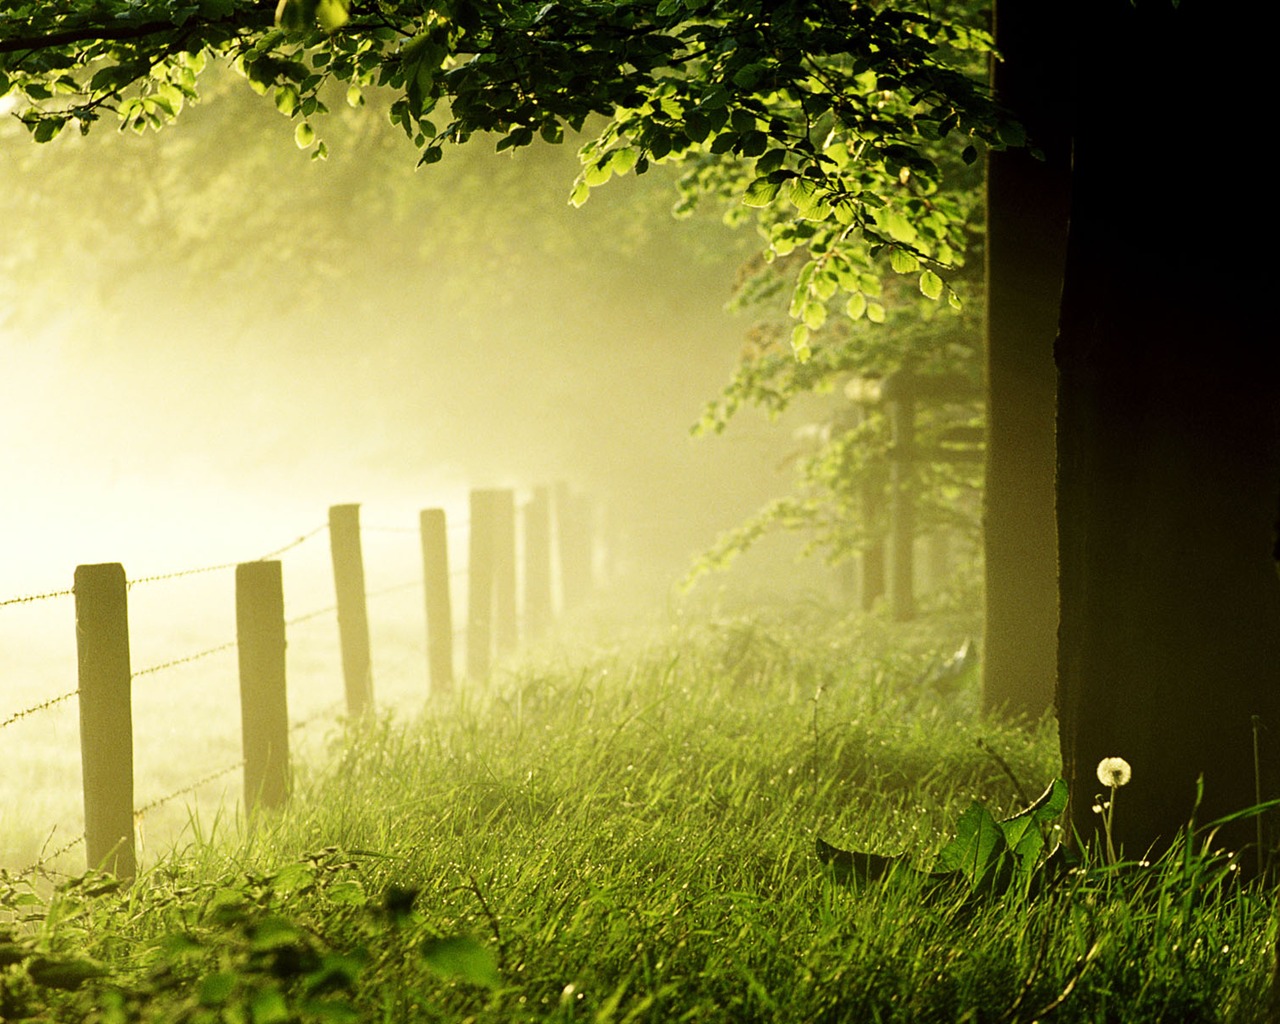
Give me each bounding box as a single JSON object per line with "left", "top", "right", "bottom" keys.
{"left": 1, "top": 608, "right": 1274, "bottom": 1023}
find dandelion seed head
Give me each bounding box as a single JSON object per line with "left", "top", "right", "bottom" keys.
{"left": 1096, "top": 756, "right": 1132, "bottom": 788}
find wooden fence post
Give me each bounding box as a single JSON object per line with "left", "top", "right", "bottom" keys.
{"left": 860, "top": 465, "right": 888, "bottom": 612}
{"left": 419, "top": 508, "right": 454, "bottom": 694}
{"left": 236, "top": 561, "right": 289, "bottom": 811}
{"left": 885, "top": 374, "right": 917, "bottom": 622}
{"left": 523, "top": 486, "right": 553, "bottom": 638}
{"left": 492, "top": 488, "right": 518, "bottom": 656}
{"left": 466, "top": 489, "right": 495, "bottom": 679}
{"left": 328, "top": 503, "right": 373, "bottom": 717}
{"left": 74, "top": 563, "right": 136, "bottom": 879}
{"left": 557, "top": 484, "right": 593, "bottom": 613}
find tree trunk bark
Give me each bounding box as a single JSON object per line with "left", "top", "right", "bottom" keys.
{"left": 981, "top": 0, "right": 1072, "bottom": 720}
{"left": 1055, "top": 0, "right": 1280, "bottom": 861}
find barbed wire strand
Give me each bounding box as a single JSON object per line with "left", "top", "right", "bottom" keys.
{"left": 257, "top": 523, "right": 328, "bottom": 561}
{"left": 0, "top": 689, "right": 79, "bottom": 732}
{"left": 0, "top": 586, "right": 74, "bottom": 609}
{"left": 286, "top": 604, "right": 338, "bottom": 627}
{"left": 134, "top": 760, "right": 246, "bottom": 821}
{"left": 290, "top": 700, "right": 346, "bottom": 733}
{"left": 128, "top": 560, "right": 240, "bottom": 589}
{"left": 133, "top": 640, "right": 238, "bottom": 680}
{"left": 14, "top": 832, "right": 86, "bottom": 880}
{"left": 366, "top": 580, "right": 422, "bottom": 600}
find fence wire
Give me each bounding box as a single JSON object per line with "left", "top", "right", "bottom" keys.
{"left": 13, "top": 833, "right": 86, "bottom": 880}
{"left": 257, "top": 523, "right": 328, "bottom": 561}
{"left": 286, "top": 604, "right": 337, "bottom": 627}
{"left": 0, "top": 689, "right": 79, "bottom": 732}
{"left": 0, "top": 586, "right": 74, "bottom": 609}
{"left": 134, "top": 760, "right": 246, "bottom": 821}
{"left": 133, "top": 639, "right": 238, "bottom": 680}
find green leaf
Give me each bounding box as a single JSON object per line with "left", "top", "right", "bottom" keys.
{"left": 845, "top": 292, "right": 867, "bottom": 321}
{"left": 866, "top": 302, "right": 886, "bottom": 324}
{"left": 294, "top": 121, "right": 316, "bottom": 148}
{"left": 315, "top": 0, "right": 350, "bottom": 32}
{"left": 802, "top": 300, "right": 827, "bottom": 331}
{"left": 421, "top": 937, "right": 501, "bottom": 989}
{"left": 948, "top": 288, "right": 962, "bottom": 310}
{"left": 935, "top": 802, "right": 1011, "bottom": 892}
{"left": 569, "top": 179, "right": 590, "bottom": 207}
{"left": 919, "top": 269, "right": 943, "bottom": 300}
{"left": 889, "top": 248, "right": 919, "bottom": 274}
{"left": 881, "top": 210, "right": 917, "bottom": 244}
{"left": 250, "top": 986, "right": 291, "bottom": 1024}
{"left": 789, "top": 324, "right": 811, "bottom": 361}
{"left": 199, "top": 972, "right": 237, "bottom": 1007}
{"left": 275, "top": 84, "right": 299, "bottom": 116}
{"left": 32, "top": 117, "right": 66, "bottom": 143}
{"left": 26, "top": 955, "right": 108, "bottom": 990}
{"left": 742, "top": 177, "right": 781, "bottom": 208}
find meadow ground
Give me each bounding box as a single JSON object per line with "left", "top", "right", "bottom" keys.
{"left": 1, "top": 603, "right": 1274, "bottom": 1023}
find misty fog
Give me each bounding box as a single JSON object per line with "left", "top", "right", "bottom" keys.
{"left": 1, "top": 68, "right": 832, "bottom": 599}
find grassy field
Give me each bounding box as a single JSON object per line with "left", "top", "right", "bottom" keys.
{"left": 1, "top": 605, "right": 1274, "bottom": 1023}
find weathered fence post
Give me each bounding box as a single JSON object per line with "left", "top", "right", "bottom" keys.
{"left": 860, "top": 464, "right": 888, "bottom": 612}
{"left": 523, "top": 486, "right": 553, "bottom": 638}
{"left": 236, "top": 560, "right": 289, "bottom": 811}
{"left": 492, "top": 488, "right": 518, "bottom": 656}
{"left": 74, "top": 562, "right": 136, "bottom": 879}
{"left": 328, "top": 503, "right": 373, "bottom": 717}
{"left": 884, "top": 373, "right": 918, "bottom": 621}
{"left": 557, "top": 484, "right": 593, "bottom": 613}
{"left": 419, "top": 508, "right": 454, "bottom": 694}
{"left": 466, "top": 489, "right": 496, "bottom": 679}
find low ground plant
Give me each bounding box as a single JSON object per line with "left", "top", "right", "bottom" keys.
{"left": 1, "top": 608, "right": 1272, "bottom": 1022}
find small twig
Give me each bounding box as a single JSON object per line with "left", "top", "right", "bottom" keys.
{"left": 467, "top": 874, "right": 506, "bottom": 967}
{"left": 977, "top": 737, "right": 1032, "bottom": 807}
{"left": 1028, "top": 940, "right": 1102, "bottom": 1021}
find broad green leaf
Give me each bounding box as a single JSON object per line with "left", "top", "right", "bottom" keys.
{"left": 610, "top": 147, "right": 638, "bottom": 175}
{"left": 802, "top": 300, "right": 827, "bottom": 331}
{"left": 866, "top": 302, "right": 886, "bottom": 324}
{"left": 584, "top": 158, "right": 612, "bottom": 186}
{"left": 316, "top": 0, "right": 350, "bottom": 32}
{"left": 789, "top": 178, "right": 831, "bottom": 220}
{"left": 934, "top": 801, "right": 1009, "bottom": 891}
{"left": 742, "top": 177, "right": 781, "bottom": 208}
{"left": 198, "top": 972, "right": 237, "bottom": 1006}
{"left": 250, "top": 986, "right": 291, "bottom": 1024}
{"left": 345, "top": 84, "right": 364, "bottom": 108}
{"left": 790, "top": 323, "right": 811, "bottom": 361}
{"left": 569, "top": 179, "right": 590, "bottom": 207}
{"left": 275, "top": 84, "right": 299, "bottom": 116}
{"left": 919, "top": 269, "right": 943, "bottom": 300}
{"left": 845, "top": 292, "right": 867, "bottom": 321}
{"left": 421, "top": 936, "right": 501, "bottom": 989}
{"left": 889, "top": 248, "right": 919, "bottom": 274}
{"left": 881, "top": 210, "right": 918, "bottom": 244}
{"left": 948, "top": 288, "right": 963, "bottom": 310}
{"left": 26, "top": 955, "right": 108, "bottom": 990}
{"left": 294, "top": 120, "right": 315, "bottom": 148}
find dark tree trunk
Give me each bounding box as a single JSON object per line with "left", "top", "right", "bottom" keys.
{"left": 981, "top": 0, "right": 1071, "bottom": 720}
{"left": 1055, "top": 0, "right": 1280, "bottom": 861}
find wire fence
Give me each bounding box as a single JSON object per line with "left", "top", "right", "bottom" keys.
{"left": 0, "top": 492, "right": 588, "bottom": 879}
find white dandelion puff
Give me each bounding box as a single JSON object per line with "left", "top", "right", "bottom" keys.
{"left": 1096, "top": 757, "right": 1132, "bottom": 789}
